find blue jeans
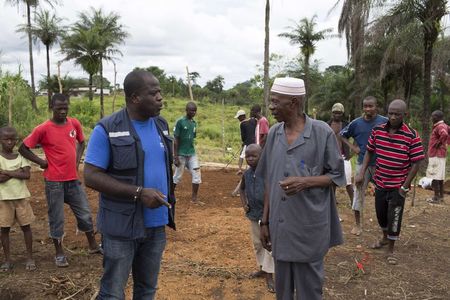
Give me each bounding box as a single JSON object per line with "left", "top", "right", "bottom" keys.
{"left": 44, "top": 180, "right": 94, "bottom": 240}
{"left": 98, "top": 226, "right": 167, "bottom": 300}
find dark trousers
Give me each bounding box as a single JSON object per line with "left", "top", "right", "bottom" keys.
{"left": 375, "top": 188, "right": 405, "bottom": 240}
{"left": 274, "top": 259, "right": 324, "bottom": 300}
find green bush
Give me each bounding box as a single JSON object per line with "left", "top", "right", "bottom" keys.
{"left": 70, "top": 99, "right": 98, "bottom": 130}
{"left": 0, "top": 72, "right": 47, "bottom": 138}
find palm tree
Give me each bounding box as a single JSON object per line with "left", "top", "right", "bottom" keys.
{"left": 332, "top": 0, "right": 372, "bottom": 114}
{"left": 6, "top": 0, "right": 56, "bottom": 110}
{"left": 263, "top": 0, "right": 270, "bottom": 113}
{"left": 279, "top": 15, "right": 333, "bottom": 113}
{"left": 364, "top": 14, "right": 423, "bottom": 110}
{"left": 19, "top": 9, "right": 64, "bottom": 108}
{"left": 386, "top": 0, "right": 447, "bottom": 150}
{"left": 74, "top": 7, "right": 128, "bottom": 118}
{"left": 60, "top": 27, "right": 101, "bottom": 101}
{"left": 168, "top": 75, "right": 177, "bottom": 96}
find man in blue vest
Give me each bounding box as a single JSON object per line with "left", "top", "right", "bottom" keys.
{"left": 84, "top": 70, "right": 175, "bottom": 299}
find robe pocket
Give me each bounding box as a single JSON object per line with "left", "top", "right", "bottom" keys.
{"left": 110, "top": 136, "right": 138, "bottom": 170}
{"left": 285, "top": 221, "right": 329, "bottom": 260}
{"left": 298, "top": 164, "right": 322, "bottom": 177}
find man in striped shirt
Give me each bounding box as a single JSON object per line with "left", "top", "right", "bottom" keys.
{"left": 356, "top": 99, "right": 424, "bottom": 265}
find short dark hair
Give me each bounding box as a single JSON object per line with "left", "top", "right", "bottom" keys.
{"left": 124, "top": 70, "right": 155, "bottom": 100}
{"left": 186, "top": 101, "right": 197, "bottom": 110}
{"left": 432, "top": 110, "right": 444, "bottom": 120}
{"left": 0, "top": 126, "right": 17, "bottom": 137}
{"left": 363, "top": 96, "right": 377, "bottom": 105}
{"left": 51, "top": 93, "right": 69, "bottom": 106}
{"left": 251, "top": 104, "right": 261, "bottom": 113}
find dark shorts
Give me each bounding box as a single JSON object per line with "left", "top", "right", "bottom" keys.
{"left": 45, "top": 180, "right": 94, "bottom": 239}
{"left": 375, "top": 188, "right": 405, "bottom": 240}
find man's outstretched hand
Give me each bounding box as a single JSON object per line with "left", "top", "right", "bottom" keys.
{"left": 140, "top": 188, "right": 171, "bottom": 209}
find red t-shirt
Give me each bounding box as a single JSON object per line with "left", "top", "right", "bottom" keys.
{"left": 23, "top": 117, "right": 84, "bottom": 181}
{"left": 428, "top": 121, "right": 448, "bottom": 158}
{"left": 256, "top": 116, "right": 270, "bottom": 145}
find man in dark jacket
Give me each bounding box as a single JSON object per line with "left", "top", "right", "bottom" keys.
{"left": 84, "top": 70, "right": 175, "bottom": 299}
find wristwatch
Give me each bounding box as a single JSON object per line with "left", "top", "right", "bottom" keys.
{"left": 400, "top": 186, "right": 410, "bottom": 193}
{"left": 258, "top": 220, "right": 269, "bottom": 227}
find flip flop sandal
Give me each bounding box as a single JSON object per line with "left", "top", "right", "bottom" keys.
{"left": 88, "top": 246, "right": 104, "bottom": 255}
{"left": 426, "top": 197, "right": 440, "bottom": 204}
{"left": 55, "top": 256, "right": 69, "bottom": 268}
{"left": 0, "top": 262, "right": 13, "bottom": 272}
{"left": 25, "top": 260, "right": 36, "bottom": 271}
{"left": 387, "top": 256, "right": 398, "bottom": 265}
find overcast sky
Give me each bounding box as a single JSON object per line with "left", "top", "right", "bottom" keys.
{"left": 0, "top": 0, "right": 348, "bottom": 89}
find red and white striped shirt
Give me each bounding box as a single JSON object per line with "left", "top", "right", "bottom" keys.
{"left": 367, "top": 122, "right": 425, "bottom": 189}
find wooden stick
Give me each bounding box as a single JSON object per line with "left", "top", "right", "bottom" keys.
{"left": 411, "top": 177, "right": 417, "bottom": 207}
{"left": 186, "top": 66, "right": 194, "bottom": 102}
{"left": 61, "top": 284, "right": 89, "bottom": 300}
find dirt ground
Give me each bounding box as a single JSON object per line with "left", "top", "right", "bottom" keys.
{"left": 0, "top": 168, "right": 449, "bottom": 300}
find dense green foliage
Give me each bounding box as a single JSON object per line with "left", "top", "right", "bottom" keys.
{"left": 0, "top": 72, "right": 47, "bottom": 136}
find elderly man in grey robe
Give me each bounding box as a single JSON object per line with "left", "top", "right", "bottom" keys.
{"left": 258, "top": 77, "right": 345, "bottom": 300}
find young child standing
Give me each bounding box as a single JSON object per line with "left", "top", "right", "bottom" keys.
{"left": 0, "top": 126, "right": 35, "bottom": 271}
{"left": 239, "top": 144, "right": 275, "bottom": 293}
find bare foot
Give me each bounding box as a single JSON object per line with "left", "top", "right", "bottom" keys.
{"left": 370, "top": 238, "right": 389, "bottom": 249}
{"left": 266, "top": 274, "right": 275, "bottom": 293}
{"left": 249, "top": 270, "right": 265, "bottom": 278}
{"left": 192, "top": 200, "right": 205, "bottom": 206}
{"left": 351, "top": 226, "right": 362, "bottom": 236}
{"left": 25, "top": 259, "right": 36, "bottom": 271}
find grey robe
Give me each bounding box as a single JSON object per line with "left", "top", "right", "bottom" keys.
{"left": 257, "top": 115, "right": 345, "bottom": 262}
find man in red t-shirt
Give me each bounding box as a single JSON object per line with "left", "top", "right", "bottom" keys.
{"left": 19, "top": 94, "right": 100, "bottom": 267}
{"left": 251, "top": 105, "right": 270, "bottom": 148}
{"left": 426, "top": 110, "right": 448, "bottom": 203}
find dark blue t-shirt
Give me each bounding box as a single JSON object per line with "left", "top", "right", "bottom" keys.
{"left": 340, "top": 115, "right": 387, "bottom": 164}
{"left": 85, "top": 118, "right": 169, "bottom": 228}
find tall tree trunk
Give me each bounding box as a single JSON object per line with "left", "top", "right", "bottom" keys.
{"left": 27, "top": 4, "right": 37, "bottom": 111}
{"left": 46, "top": 44, "right": 51, "bottom": 109}
{"left": 100, "top": 58, "right": 104, "bottom": 118}
{"left": 263, "top": 0, "right": 270, "bottom": 114}
{"left": 304, "top": 55, "right": 310, "bottom": 114}
{"left": 403, "top": 68, "right": 413, "bottom": 109}
{"left": 439, "top": 79, "right": 445, "bottom": 112}
{"left": 422, "top": 37, "right": 433, "bottom": 152}
{"left": 57, "top": 61, "right": 63, "bottom": 93}
{"left": 351, "top": 4, "right": 365, "bottom": 117}
{"left": 112, "top": 60, "right": 117, "bottom": 113}
{"left": 186, "top": 66, "right": 194, "bottom": 101}
{"left": 382, "top": 79, "right": 389, "bottom": 114}
{"left": 8, "top": 85, "right": 13, "bottom": 126}
{"left": 88, "top": 74, "right": 93, "bottom": 101}
{"left": 354, "top": 44, "right": 363, "bottom": 115}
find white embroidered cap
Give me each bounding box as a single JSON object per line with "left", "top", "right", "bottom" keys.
{"left": 271, "top": 77, "right": 306, "bottom": 96}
